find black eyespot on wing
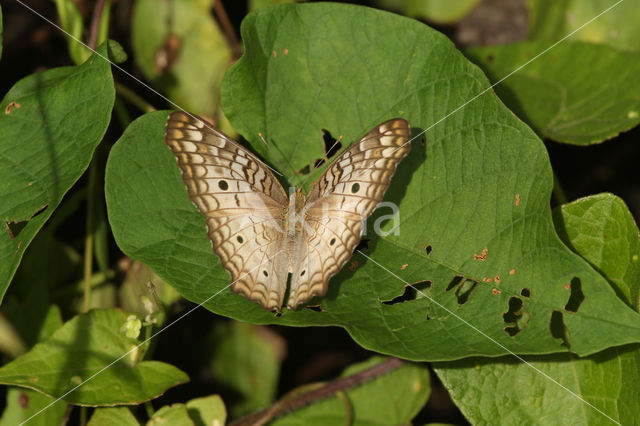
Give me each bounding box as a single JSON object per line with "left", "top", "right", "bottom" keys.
{"left": 351, "top": 183, "right": 360, "bottom": 193}
{"left": 300, "top": 270, "right": 306, "bottom": 276}
{"left": 330, "top": 238, "right": 336, "bottom": 246}
{"left": 237, "top": 235, "right": 243, "bottom": 244}
{"left": 219, "top": 180, "right": 229, "bottom": 190}
{"left": 263, "top": 270, "right": 269, "bottom": 277}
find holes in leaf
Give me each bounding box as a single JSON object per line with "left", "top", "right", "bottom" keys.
{"left": 297, "top": 164, "right": 310, "bottom": 175}
{"left": 354, "top": 238, "right": 370, "bottom": 252}
{"left": 549, "top": 310, "right": 570, "bottom": 348}
{"left": 329, "top": 238, "right": 336, "bottom": 246}
{"left": 455, "top": 279, "right": 478, "bottom": 305}
{"left": 446, "top": 276, "right": 464, "bottom": 292}
{"left": 383, "top": 281, "right": 431, "bottom": 305}
{"left": 314, "top": 129, "right": 343, "bottom": 168}
{"left": 503, "top": 296, "right": 531, "bottom": 337}
{"left": 425, "top": 245, "right": 432, "bottom": 255}
{"left": 351, "top": 182, "right": 360, "bottom": 193}
{"left": 6, "top": 221, "right": 27, "bottom": 239}
{"left": 30, "top": 204, "right": 48, "bottom": 219}
{"left": 520, "top": 288, "right": 530, "bottom": 298}
{"left": 306, "top": 305, "right": 323, "bottom": 312}
{"left": 218, "top": 180, "right": 229, "bottom": 191}
{"left": 236, "top": 235, "right": 244, "bottom": 244}
{"left": 564, "top": 277, "right": 584, "bottom": 313}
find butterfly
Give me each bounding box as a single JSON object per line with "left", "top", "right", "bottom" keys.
{"left": 165, "top": 112, "right": 410, "bottom": 310}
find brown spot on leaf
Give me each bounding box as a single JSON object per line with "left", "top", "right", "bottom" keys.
{"left": 5, "top": 101, "right": 21, "bottom": 114}
{"left": 272, "top": 51, "right": 277, "bottom": 57}
{"left": 400, "top": 263, "right": 408, "bottom": 270}
{"left": 283, "top": 48, "right": 289, "bottom": 55}
{"left": 482, "top": 276, "right": 493, "bottom": 282}
{"left": 349, "top": 261, "right": 358, "bottom": 271}
{"left": 474, "top": 248, "right": 488, "bottom": 261}
{"left": 18, "top": 392, "right": 28, "bottom": 408}
{"left": 492, "top": 288, "right": 501, "bottom": 295}
{"left": 509, "top": 268, "right": 516, "bottom": 275}
{"left": 515, "top": 194, "right": 521, "bottom": 206}
{"left": 494, "top": 275, "right": 501, "bottom": 283}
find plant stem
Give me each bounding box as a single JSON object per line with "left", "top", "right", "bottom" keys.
{"left": 83, "top": 157, "right": 97, "bottom": 314}
{"left": 115, "top": 82, "right": 156, "bottom": 113}
{"left": 213, "top": 0, "right": 242, "bottom": 58}
{"left": 552, "top": 170, "right": 568, "bottom": 206}
{"left": 88, "top": 0, "right": 107, "bottom": 50}
{"left": 229, "top": 357, "right": 405, "bottom": 425}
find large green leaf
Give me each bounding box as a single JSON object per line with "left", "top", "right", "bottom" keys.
{"left": 465, "top": 41, "right": 640, "bottom": 144}
{"left": 0, "top": 42, "right": 114, "bottom": 302}
{"left": 0, "top": 309, "right": 189, "bottom": 406}
{"left": 105, "top": 3, "right": 640, "bottom": 360}
{"left": 435, "top": 193, "right": 640, "bottom": 425}
{"left": 528, "top": 0, "right": 640, "bottom": 52}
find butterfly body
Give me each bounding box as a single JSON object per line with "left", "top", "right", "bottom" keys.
{"left": 165, "top": 112, "right": 410, "bottom": 310}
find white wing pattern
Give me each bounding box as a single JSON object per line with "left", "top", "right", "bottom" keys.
{"left": 165, "top": 112, "right": 411, "bottom": 310}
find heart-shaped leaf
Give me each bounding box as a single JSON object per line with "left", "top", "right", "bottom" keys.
{"left": 105, "top": 3, "right": 640, "bottom": 361}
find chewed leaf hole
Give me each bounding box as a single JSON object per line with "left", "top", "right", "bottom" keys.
{"left": 425, "top": 245, "right": 432, "bottom": 255}
{"left": 383, "top": 281, "right": 431, "bottom": 305}
{"left": 564, "top": 277, "right": 584, "bottom": 313}
{"left": 6, "top": 221, "right": 27, "bottom": 239}
{"left": 549, "top": 310, "right": 570, "bottom": 348}
{"left": 446, "top": 276, "right": 464, "bottom": 292}
{"left": 520, "top": 288, "right": 531, "bottom": 298}
{"left": 305, "top": 305, "right": 323, "bottom": 312}
{"left": 455, "top": 279, "right": 478, "bottom": 305}
{"left": 314, "top": 128, "right": 343, "bottom": 168}
{"left": 503, "top": 296, "right": 530, "bottom": 337}
{"left": 354, "top": 238, "right": 370, "bottom": 252}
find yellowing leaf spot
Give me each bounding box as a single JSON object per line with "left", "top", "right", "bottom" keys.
{"left": 628, "top": 111, "right": 639, "bottom": 119}
{"left": 632, "top": 254, "right": 639, "bottom": 262}
{"left": 70, "top": 376, "right": 83, "bottom": 386}
{"left": 400, "top": 263, "right": 408, "bottom": 270}
{"left": 413, "top": 380, "right": 422, "bottom": 392}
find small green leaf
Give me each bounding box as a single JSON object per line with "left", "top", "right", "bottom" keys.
{"left": 0, "top": 308, "right": 189, "bottom": 406}
{"left": 465, "top": 41, "right": 640, "bottom": 144}
{"left": 186, "top": 395, "right": 227, "bottom": 426}
{"left": 528, "top": 0, "right": 640, "bottom": 52}
{"left": 52, "top": 0, "right": 91, "bottom": 64}
{"left": 434, "top": 193, "right": 640, "bottom": 425}
{"left": 272, "top": 357, "right": 429, "bottom": 425}
{"left": 209, "top": 322, "right": 281, "bottom": 416}
{"left": 131, "top": 0, "right": 231, "bottom": 117}
{"left": 88, "top": 407, "right": 139, "bottom": 426}
{"left": 384, "top": 0, "right": 481, "bottom": 23}
{"left": 0, "top": 42, "right": 115, "bottom": 302}
{"left": 554, "top": 193, "right": 640, "bottom": 307}
{"left": 148, "top": 404, "right": 193, "bottom": 426}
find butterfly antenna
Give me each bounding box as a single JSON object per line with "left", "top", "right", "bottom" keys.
{"left": 258, "top": 132, "right": 301, "bottom": 187}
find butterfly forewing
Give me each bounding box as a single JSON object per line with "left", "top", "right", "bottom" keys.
{"left": 287, "top": 118, "right": 411, "bottom": 308}
{"left": 165, "top": 112, "right": 289, "bottom": 310}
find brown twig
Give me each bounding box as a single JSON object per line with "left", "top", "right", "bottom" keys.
{"left": 213, "top": 0, "right": 242, "bottom": 58}
{"left": 229, "top": 357, "right": 406, "bottom": 426}
{"left": 88, "top": 0, "right": 107, "bottom": 50}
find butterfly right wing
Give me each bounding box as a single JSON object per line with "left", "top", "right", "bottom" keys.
{"left": 165, "top": 112, "right": 290, "bottom": 310}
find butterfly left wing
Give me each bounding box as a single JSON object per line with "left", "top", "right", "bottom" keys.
{"left": 165, "top": 112, "right": 290, "bottom": 310}
{"left": 287, "top": 119, "right": 411, "bottom": 309}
